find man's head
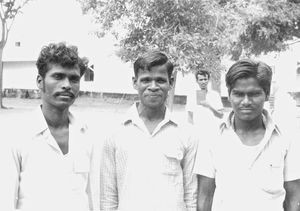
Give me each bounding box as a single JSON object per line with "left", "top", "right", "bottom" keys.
{"left": 133, "top": 51, "right": 174, "bottom": 109}
{"left": 195, "top": 70, "right": 210, "bottom": 90}
{"left": 36, "top": 42, "right": 87, "bottom": 110}
{"left": 226, "top": 59, "right": 272, "bottom": 121}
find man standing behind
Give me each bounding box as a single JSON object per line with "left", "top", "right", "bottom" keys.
{"left": 100, "top": 51, "right": 198, "bottom": 211}
{"left": 194, "top": 59, "right": 300, "bottom": 211}
{"left": 186, "top": 70, "right": 224, "bottom": 125}
{"left": 5, "top": 43, "right": 95, "bottom": 210}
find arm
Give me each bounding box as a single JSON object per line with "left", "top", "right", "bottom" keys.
{"left": 200, "top": 101, "right": 223, "bottom": 119}
{"left": 188, "top": 111, "right": 194, "bottom": 124}
{"left": 197, "top": 175, "right": 215, "bottom": 211}
{"left": 284, "top": 179, "right": 300, "bottom": 211}
{"left": 283, "top": 131, "right": 300, "bottom": 211}
{"left": 186, "top": 90, "right": 196, "bottom": 124}
{"left": 199, "top": 92, "right": 224, "bottom": 119}
{"left": 182, "top": 135, "right": 198, "bottom": 211}
{"left": 100, "top": 138, "right": 118, "bottom": 210}
{"left": 0, "top": 143, "right": 20, "bottom": 210}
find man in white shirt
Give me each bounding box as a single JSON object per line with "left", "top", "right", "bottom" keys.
{"left": 194, "top": 59, "right": 300, "bottom": 211}
{"left": 100, "top": 51, "right": 198, "bottom": 211}
{"left": 4, "top": 42, "right": 96, "bottom": 210}
{"left": 186, "top": 70, "right": 223, "bottom": 125}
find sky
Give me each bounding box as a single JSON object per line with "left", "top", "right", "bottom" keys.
{"left": 3, "top": 0, "right": 300, "bottom": 94}
{"left": 6, "top": 0, "right": 117, "bottom": 61}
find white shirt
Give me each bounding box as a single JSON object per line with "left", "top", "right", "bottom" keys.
{"left": 100, "top": 103, "right": 198, "bottom": 211}
{"left": 5, "top": 107, "right": 95, "bottom": 211}
{"left": 186, "top": 89, "right": 223, "bottom": 125}
{"left": 194, "top": 110, "right": 300, "bottom": 211}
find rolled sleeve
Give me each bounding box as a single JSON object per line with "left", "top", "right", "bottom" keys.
{"left": 0, "top": 142, "right": 20, "bottom": 210}
{"left": 193, "top": 138, "right": 216, "bottom": 179}
{"left": 284, "top": 131, "right": 300, "bottom": 182}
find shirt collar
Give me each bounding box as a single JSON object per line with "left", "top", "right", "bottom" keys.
{"left": 122, "top": 102, "right": 179, "bottom": 126}
{"left": 220, "top": 109, "right": 281, "bottom": 135}
{"left": 32, "top": 105, "right": 76, "bottom": 135}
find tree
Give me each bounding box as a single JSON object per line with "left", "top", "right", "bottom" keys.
{"left": 78, "top": 0, "right": 300, "bottom": 107}
{"left": 0, "top": 0, "right": 31, "bottom": 108}
{"left": 214, "top": 0, "right": 300, "bottom": 59}
{"left": 79, "top": 0, "right": 225, "bottom": 85}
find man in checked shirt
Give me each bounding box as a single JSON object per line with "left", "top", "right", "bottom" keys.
{"left": 100, "top": 51, "right": 198, "bottom": 211}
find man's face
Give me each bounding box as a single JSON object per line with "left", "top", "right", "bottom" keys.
{"left": 229, "top": 77, "right": 267, "bottom": 122}
{"left": 37, "top": 64, "right": 81, "bottom": 110}
{"left": 197, "top": 74, "right": 209, "bottom": 90}
{"left": 133, "top": 65, "right": 173, "bottom": 109}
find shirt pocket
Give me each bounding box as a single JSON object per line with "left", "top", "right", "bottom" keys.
{"left": 71, "top": 153, "right": 91, "bottom": 191}
{"left": 255, "top": 155, "right": 284, "bottom": 195}
{"left": 162, "top": 148, "right": 184, "bottom": 176}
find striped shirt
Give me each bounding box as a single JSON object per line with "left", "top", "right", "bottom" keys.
{"left": 100, "top": 103, "right": 198, "bottom": 211}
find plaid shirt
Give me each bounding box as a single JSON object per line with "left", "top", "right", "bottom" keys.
{"left": 100, "top": 103, "right": 198, "bottom": 211}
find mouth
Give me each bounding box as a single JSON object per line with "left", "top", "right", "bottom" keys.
{"left": 239, "top": 108, "right": 253, "bottom": 112}
{"left": 56, "top": 92, "right": 75, "bottom": 98}
{"left": 148, "top": 94, "right": 161, "bottom": 98}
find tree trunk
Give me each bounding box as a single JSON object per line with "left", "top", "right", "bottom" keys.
{"left": 167, "top": 70, "right": 177, "bottom": 111}
{"left": 0, "top": 48, "right": 4, "bottom": 108}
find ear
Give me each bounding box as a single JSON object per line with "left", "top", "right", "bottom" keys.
{"left": 132, "top": 76, "right": 138, "bottom": 90}
{"left": 265, "top": 94, "right": 269, "bottom": 101}
{"left": 169, "top": 76, "right": 174, "bottom": 89}
{"left": 36, "top": 74, "right": 43, "bottom": 90}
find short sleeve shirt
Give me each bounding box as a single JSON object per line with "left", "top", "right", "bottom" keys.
{"left": 8, "top": 107, "right": 94, "bottom": 210}
{"left": 194, "top": 110, "right": 300, "bottom": 211}
{"left": 186, "top": 89, "right": 223, "bottom": 125}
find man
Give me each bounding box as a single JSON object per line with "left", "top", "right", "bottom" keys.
{"left": 100, "top": 51, "right": 198, "bottom": 211}
{"left": 186, "top": 70, "right": 224, "bottom": 125}
{"left": 5, "top": 43, "right": 95, "bottom": 210}
{"left": 194, "top": 59, "right": 300, "bottom": 211}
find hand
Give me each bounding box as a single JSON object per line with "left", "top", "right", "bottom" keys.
{"left": 198, "top": 100, "right": 210, "bottom": 108}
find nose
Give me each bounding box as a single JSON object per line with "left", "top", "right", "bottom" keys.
{"left": 148, "top": 80, "right": 159, "bottom": 91}
{"left": 241, "top": 95, "right": 251, "bottom": 105}
{"left": 62, "top": 78, "right": 71, "bottom": 90}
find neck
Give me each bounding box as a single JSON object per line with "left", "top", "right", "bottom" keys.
{"left": 137, "top": 103, "right": 166, "bottom": 121}
{"left": 234, "top": 114, "right": 265, "bottom": 132}
{"left": 41, "top": 103, "right": 69, "bottom": 128}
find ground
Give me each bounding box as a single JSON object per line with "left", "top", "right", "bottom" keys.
{"left": 0, "top": 97, "right": 187, "bottom": 134}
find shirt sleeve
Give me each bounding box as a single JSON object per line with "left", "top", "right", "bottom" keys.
{"left": 193, "top": 133, "right": 216, "bottom": 179}
{"left": 186, "top": 89, "right": 196, "bottom": 112}
{"left": 284, "top": 131, "right": 300, "bottom": 181}
{"left": 182, "top": 132, "right": 198, "bottom": 211}
{"left": 87, "top": 131, "right": 103, "bottom": 211}
{"left": 208, "top": 91, "right": 223, "bottom": 111}
{"left": 0, "top": 141, "right": 20, "bottom": 210}
{"left": 100, "top": 137, "right": 118, "bottom": 210}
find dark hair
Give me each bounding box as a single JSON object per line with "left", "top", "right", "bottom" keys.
{"left": 36, "top": 42, "right": 87, "bottom": 78}
{"left": 195, "top": 70, "right": 210, "bottom": 80}
{"left": 133, "top": 51, "right": 174, "bottom": 79}
{"left": 226, "top": 59, "right": 273, "bottom": 96}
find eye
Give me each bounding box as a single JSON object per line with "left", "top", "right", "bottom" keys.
{"left": 69, "top": 76, "right": 80, "bottom": 83}
{"left": 248, "top": 92, "right": 262, "bottom": 97}
{"left": 140, "top": 78, "right": 151, "bottom": 83}
{"left": 156, "top": 78, "right": 167, "bottom": 83}
{"left": 232, "top": 92, "right": 244, "bottom": 97}
{"left": 52, "top": 73, "right": 63, "bottom": 80}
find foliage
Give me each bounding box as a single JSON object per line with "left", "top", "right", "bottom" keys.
{"left": 0, "top": 0, "right": 31, "bottom": 108}
{"left": 219, "top": 0, "right": 300, "bottom": 59}
{"left": 78, "top": 0, "right": 300, "bottom": 88}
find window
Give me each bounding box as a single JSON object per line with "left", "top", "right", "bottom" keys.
{"left": 84, "top": 65, "right": 94, "bottom": 81}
